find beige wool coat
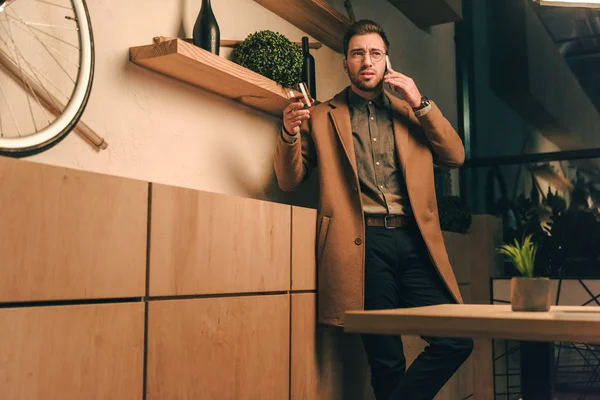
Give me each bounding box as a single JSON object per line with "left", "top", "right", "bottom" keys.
{"left": 274, "top": 88, "right": 465, "bottom": 327}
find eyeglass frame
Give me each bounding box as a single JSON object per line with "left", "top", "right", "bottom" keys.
{"left": 346, "top": 49, "right": 387, "bottom": 63}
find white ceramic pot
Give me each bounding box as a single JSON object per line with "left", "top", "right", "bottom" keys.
{"left": 510, "top": 277, "right": 551, "bottom": 312}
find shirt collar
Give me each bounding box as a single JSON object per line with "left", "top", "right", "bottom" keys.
{"left": 347, "top": 87, "right": 388, "bottom": 111}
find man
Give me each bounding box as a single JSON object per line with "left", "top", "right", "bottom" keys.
{"left": 274, "top": 20, "right": 473, "bottom": 400}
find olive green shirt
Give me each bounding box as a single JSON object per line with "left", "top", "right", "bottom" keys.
{"left": 347, "top": 88, "right": 410, "bottom": 216}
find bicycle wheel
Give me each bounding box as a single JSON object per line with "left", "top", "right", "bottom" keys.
{"left": 0, "top": 0, "right": 94, "bottom": 157}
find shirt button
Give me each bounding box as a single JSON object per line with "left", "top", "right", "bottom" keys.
{"left": 368, "top": 101, "right": 372, "bottom": 105}
{"left": 370, "top": 117, "right": 374, "bottom": 120}
{"left": 354, "top": 238, "right": 363, "bottom": 245}
{"left": 379, "top": 185, "right": 384, "bottom": 189}
{"left": 373, "top": 138, "right": 377, "bottom": 142}
{"left": 376, "top": 161, "right": 380, "bottom": 166}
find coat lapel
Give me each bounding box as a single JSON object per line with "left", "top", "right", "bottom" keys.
{"left": 329, "top": 90, "right": 358, "bottom": 177}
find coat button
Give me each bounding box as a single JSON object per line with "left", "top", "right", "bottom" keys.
{"left": 354, "top": 238, "right": 362, "bottom": 245}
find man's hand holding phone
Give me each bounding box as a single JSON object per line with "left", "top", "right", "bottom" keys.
{"left": 383, "top": 56, "right": 422, "bottom": 109}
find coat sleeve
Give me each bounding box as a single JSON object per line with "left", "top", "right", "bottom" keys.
{"left": 415, "top": 102, "right": 465, "bottom": 168}
{"left": 273, "top": 120, "right": 318, "bottom": 192}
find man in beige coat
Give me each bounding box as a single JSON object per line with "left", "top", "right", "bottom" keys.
{"left": 274, "top": 20, "right": 473, "bottom": 400}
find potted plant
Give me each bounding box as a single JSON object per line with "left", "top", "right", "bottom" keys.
{"left": 497, "top": 235, "right": 551, "bottom": 311}
{"left": 231, "top": 30, "right": 302, "bottom": 89}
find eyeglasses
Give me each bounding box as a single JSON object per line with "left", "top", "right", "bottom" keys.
{"left": 348, "top": 49, "right": 386, "bottom": 63}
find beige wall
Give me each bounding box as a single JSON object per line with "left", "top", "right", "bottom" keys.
{"left": 27, "top": 0, "right": 459, "bottom": 208}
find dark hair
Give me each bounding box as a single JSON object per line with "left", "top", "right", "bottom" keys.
{"left": 342, "top": 20, "right": 390, "bottom": 58}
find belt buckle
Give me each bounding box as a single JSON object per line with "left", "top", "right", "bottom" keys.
{"left": 384, "top": 215, "right": 396, "bottom": 230}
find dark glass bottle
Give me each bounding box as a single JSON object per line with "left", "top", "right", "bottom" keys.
{"left": 301, "top": 37, "right": 316, "bottom": 99}
{"left": 192, "top": 0, "right": 220, "bottom": 55}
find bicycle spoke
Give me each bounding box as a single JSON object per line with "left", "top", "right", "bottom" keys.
{"left": 25, "top": 78, "right": 50, "bottom": 127}
{"left": 23, "top": 21, "right": 78, "bottom": 31}
{"left": 32, "top": 0, "right": 71, "bottom": 11}
{"left": 0, "top": 26, "right": 62, "bottom": 122}
{"left": 6, "top": 19, "right": 39, "bottom": 131}
{"left": 0, "top": 47, "right": 60, "bottom": 130}
{"left": 20, "top": 56, "right": 70, "bottom": 101}
{"left": 0, "top": 35, "right": 64, "bottom": 116}
{"left": 6, "top": 10, "right": 76, "bottom": 84}
{"left": 7, "top": 20, "right": 79, "bottom": 68}
{"left": 6, "top": 13, "right": 79, "bottom": 49}
{"left": 22, "top": 23, "right": 79, "bottom": 49}
{"left": 0, "top": 37, "right": 71, "bottom": 102}
{"left": 5, "top": 10, "right": 80, "bottom": 65}
{"left": 0, "top": 78, "right": 22, "bottom": 136}
{"left": 5, "top": 51, "right": 53, "bottom": 127}
{"left": 23, "top": 60, "right": 69, "bottom": 102}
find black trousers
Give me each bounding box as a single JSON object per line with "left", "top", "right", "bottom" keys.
{"left": 361, "top": 225, "right": 474, "bottom": 400}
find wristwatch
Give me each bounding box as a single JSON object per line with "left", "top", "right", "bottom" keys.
{"left": 413, "top": 96, "right": 431, "bottom": 111}
{"left": 412, "top": 96, "right": 432, "bottom": 117}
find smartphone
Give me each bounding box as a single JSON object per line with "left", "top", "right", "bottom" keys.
{"left": 385, "top": 55, "right": 392, "bottom": 74}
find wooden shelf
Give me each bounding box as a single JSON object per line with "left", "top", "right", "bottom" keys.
{"left": 388, "top": 0, "right": 462, "bottom": 27}
{"left": 129, "top": 38, "right": 296, "bottom": 117}
{"left": 253, "top": 0, "right": 351, "bottom": 54}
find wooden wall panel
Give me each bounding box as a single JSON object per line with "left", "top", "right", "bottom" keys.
{"left": 0, "top": 157, "right": 147, "bottom": 302}
{"left": 147, "top": 295, "right": 289, "bottom": 400}
{"left": 149, "top": 184, "right": 291, "bottom": 296}
{"left": 291, "top": 292, "right": 340, "bottom": 400}
{"left": 291, "top": 206, "right": 317, "bottom": 291}
{"left": 443, "top": 231, "right": 470, "bottom": 285}
{"left": 467, "top": 215, "right": 501, "bottom": 400}
{"left": 459, "top": 283, "right": 471, "bottom": 304}
{"left": 468, "top": 215, "right": 503, "bottom": 304}
{"left": 0, "top": 303, "right": 144, "bottom": 400}
{"left": 291, "top": 293, "right": 374, "bottom": 400}
{"left": 470, "top": 339, "right": 494, "bottom": 400}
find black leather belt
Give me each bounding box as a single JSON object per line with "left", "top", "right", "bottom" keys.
{"left": 365, "top": 215, "right": 412, "bottom": 229}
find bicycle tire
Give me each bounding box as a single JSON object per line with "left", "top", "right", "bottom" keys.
{"left": 0, "top": 0, "right": 95, "bottom": 158}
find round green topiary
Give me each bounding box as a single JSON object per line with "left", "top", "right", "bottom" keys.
{"left": 232, "top": 30, "right": 302, "bottom": 89}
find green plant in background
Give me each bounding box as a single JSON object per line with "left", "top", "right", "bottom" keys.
{"left": 437, "top": 195, "right": 472, "bottom": 234}
{"left": 232, "top": 30, "right": 302, "bottom": 88}
{"left": 497, "top": 235, "right": 538, "bottom": 278}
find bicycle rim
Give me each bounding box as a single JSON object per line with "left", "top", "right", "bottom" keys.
{"left": 0, "top": 0, "right": 94, "bottom": 157}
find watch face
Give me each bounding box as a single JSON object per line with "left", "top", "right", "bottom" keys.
{"left": 413, "top": 96, "right": 430, "bottom": 111}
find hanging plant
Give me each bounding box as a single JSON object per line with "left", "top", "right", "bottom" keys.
{"left": 232, "top": 30, "right": 303, "bottom": 88}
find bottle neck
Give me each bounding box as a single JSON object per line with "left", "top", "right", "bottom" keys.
{"left": 302, "top": 38, "right": 309, "bottom": 56}
{"left": 202, "top": 0, "right": 212, "bottom": 9}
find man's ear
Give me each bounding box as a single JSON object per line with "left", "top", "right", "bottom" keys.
{"left": 343, "top": 58, "right": 348, "bottom": 73}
